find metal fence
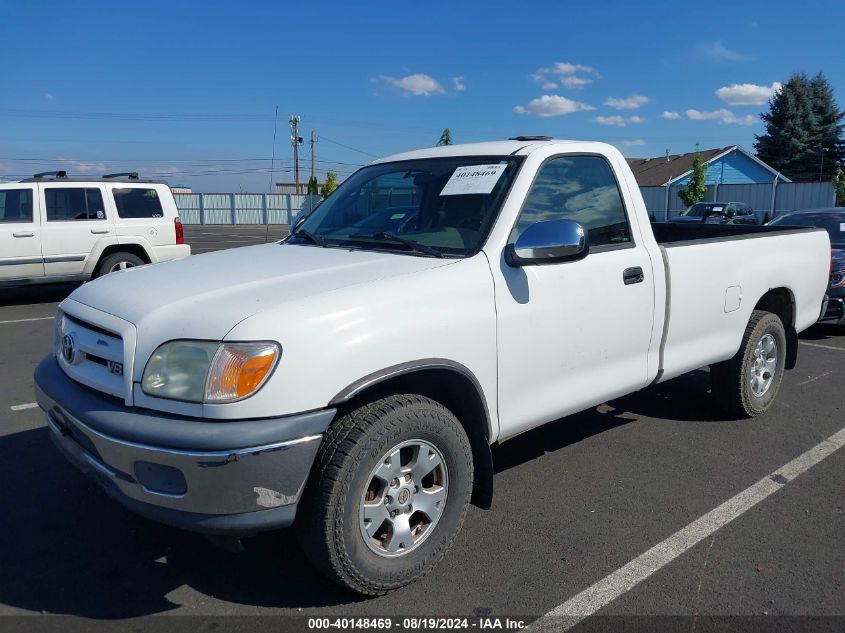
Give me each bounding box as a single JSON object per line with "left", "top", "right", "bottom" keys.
{"left": 176, "top": 184, "right": 836, "bottom": 226}
{"left": 174, "top": 193, "right": 322, "bottom": 224}
{"left": 641, "top": 182, "right": 836, "bottom": 222}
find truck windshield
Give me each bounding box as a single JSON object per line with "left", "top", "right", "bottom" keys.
{"left": 290, "top": 156, "right": 522, "bottom": 257}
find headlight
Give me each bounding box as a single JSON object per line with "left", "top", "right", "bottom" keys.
{"left": 831, "top": 270, "right": 845, "bottom": 289}
{"left": 141, "top": 340, "right": 280, "bottom": 403}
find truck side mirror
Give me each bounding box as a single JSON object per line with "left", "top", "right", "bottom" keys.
{"left": 505, "top": 219, "right": 589, "bottom": 266}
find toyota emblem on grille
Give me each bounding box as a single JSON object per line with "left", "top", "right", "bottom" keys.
{"left": 61, "top": 334, "right": 77, "bottom": 364}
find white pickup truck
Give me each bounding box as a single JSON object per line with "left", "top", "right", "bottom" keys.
{"left": 35, "top": 138, "right": 830, "bottom": 595}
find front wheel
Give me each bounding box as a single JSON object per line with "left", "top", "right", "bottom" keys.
{"left": 711, "top": 310, "right": 786, "bottom": 417}
{"left": 296, "top": 394, "right": 474, "bottom": 595}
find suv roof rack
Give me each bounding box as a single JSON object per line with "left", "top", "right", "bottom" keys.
{"left": 20, "top": 172, "right": 164, "bottom": 184}
{"left": 32, "top": 171, "right": 67, "bottom": 179}
{"left": 509, "top": 135, "right": 552, "bottom": 141}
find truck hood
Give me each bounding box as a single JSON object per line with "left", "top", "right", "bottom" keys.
{"left": 67, "top": 243, "right": 456, "bottom": 339}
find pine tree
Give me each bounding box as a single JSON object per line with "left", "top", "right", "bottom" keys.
{"left": 306, "top": 175, "right": 319, "bottom": 195}
{"left": 808, "top": 73, "right": 845, "bottom": 180}
{"left": 756, "top": 72, "right": 844, "bottom": 181}
{"left": 436, "top": 128, "right": 452, "bottom": 146}
{"left": 755, "top": 73, "right": 817, "bottom": 181}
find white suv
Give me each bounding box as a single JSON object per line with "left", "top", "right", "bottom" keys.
{"left": 0, "top": 171, "right": 190, "bottom": 286}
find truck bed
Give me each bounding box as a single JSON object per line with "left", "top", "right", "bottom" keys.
{"left": 652, "top": 223, "right": 830, "bottom": 385}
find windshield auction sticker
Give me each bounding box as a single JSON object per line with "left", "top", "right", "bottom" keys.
{"left": 440, "top": 164, "right": 507, "bottom": 196}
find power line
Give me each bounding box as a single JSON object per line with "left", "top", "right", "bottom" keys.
{"left": 319, "top": 135, "right": 380, "bottom": 158}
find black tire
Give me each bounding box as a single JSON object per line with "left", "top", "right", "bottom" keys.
{"left": 296, "top": 394, "right": 474, "bottom": 595}
{"left": 711, "top": 310, "right": 787, "bottom": 417}
{"left": 94, "top": 252, "right": 144, "bottom": 278}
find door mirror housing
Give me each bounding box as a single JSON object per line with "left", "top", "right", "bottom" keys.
{"left": 505, "top": 219, "right": 589, "bottom": 266}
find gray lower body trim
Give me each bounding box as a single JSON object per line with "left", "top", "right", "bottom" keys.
{"left": 43, "top": 254, "right": 86, "bottom": 263}
{"left": 0, "top": 257, "right": 43, "bottom": 266}
{"left": 35, "top": 355, "right": 334, "bottom": 534}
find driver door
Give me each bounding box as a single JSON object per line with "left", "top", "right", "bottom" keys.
{"left": 493, "top": 155, "right": 655, "bottom": 438}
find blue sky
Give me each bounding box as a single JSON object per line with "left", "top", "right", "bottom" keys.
{"left": 1, "top": 0, "right": 843, "bottom": 191}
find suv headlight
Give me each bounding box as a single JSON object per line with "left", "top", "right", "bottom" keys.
{"left": 142, "top": 340, "right": 280, "bottom": 403}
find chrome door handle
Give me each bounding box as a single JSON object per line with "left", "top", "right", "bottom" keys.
{"left": 13, "top": 231, "right": 35, "bottom": 238}
{"left": 90, "top": 228, "right": 110, "bottom": 234}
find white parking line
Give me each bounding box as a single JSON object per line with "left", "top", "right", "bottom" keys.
{"left": 800, "top": 341, "right": 845, "bottom": 352}
{"left": 10, "top": 403, "right": 38, "bottom": 411}
{"left": 0, "top": 316, "right": 54, "bottom": 326}
{"left": 530, "top": 425, "right": 845, "bottom": 631}
{"left": 797, "top": 370, "right": 834, "bottom": 386}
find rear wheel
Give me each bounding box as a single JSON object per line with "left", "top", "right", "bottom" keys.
{"left": 296, "top": 394, "right": 473, "bottom": 595}
{"left": 95, "top": 252, "right": 144, "bottom": 278}
{"left": 711, "top": 310, "right": 786, "bottom": 417}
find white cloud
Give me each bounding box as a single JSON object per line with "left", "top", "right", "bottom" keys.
{"left": 661, "top": 111, "right": 682, "bottom": 120}
{"left": 604, "top": 95, "right": 649, "bottom": 110}
{"left": 375, "top": 73, "right": 445, "bottom": 96}
{"left": 685, "top": 108, "right": 755, "bottom": 125}
{"left": 621, "top": 139, "right": 647, "bottom": 147}
{"left": 56, "top": 158, "right": 107, "bottom": 173}
{"left": 561, "top": 75, "right": 592, "bottom": 89}
{"left": 44, "top": 92, "right": 54, "bottom": 100}
{"left": 594, "top": 115, "right": 645, "bottom": 127}
{"left": 715, "top": 81, "right": 781, "bottom": 105}
{"left": 545, "top": 62, "right": 595, "bottom": 75}
{"left": 452, "top": 76, "right": 466, "bottom": 92}
{"left": 530, "top": 61, "right": 597, "bottom": 91}
{"left": 514, "top": 95, "right": 595, "bottom": 117}
{"left": 698, "top": 41, "right": 748, "bottom": 62}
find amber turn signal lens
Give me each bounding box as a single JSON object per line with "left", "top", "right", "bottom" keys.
{"left": 205, "top": 342, "right": 280, "bottom": 402}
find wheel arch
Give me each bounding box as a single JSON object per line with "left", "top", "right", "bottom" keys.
{"left": 754, "top": 287, "right": 797, "bottom": 369}
{"left": 92, "top": 243, "right": 152, "bottom": 276}
{"left": 329, "top": 359, "right": 495, "bottom": 509}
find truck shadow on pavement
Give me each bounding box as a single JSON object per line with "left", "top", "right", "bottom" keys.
{"left": 493, "top": 369, "right": 730, "bottom": 474}
{"left": 0, "top": 370, "right": 727, "bottom": 617}
{"left": 0, "top": 427, "right": 358, "bottom": 617}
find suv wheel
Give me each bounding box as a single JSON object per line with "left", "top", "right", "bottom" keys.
{"left": 95, "top": 252, "right": 144, "bottom": 278}
{"left": 296, "top": 394, "right": 474, "bottom": 595}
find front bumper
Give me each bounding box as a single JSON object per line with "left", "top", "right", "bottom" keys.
{"left": 34, "top": 356, "right": 335, "bottom": 535}
{"left": 819, "top": 296, "right": 845, "bottom": 324}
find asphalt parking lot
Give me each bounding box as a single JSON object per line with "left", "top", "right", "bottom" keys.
{"left": 0, "top": 225, "right": 842, "bottom": 629}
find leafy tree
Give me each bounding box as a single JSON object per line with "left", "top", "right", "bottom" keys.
{"left": 677, "top": 152, "right": 708, "bottom": 207}
{"left": 306, "top": 175, "right": 319, "bottom": 195}
{"left": 320, "top": 171, "right": 338, "bottom": 197}
{"left": 833, "top": 166, "right": 845, "bottom": 206}
{"left": 756, "top": 72, "right": 844, "bottom": 181}
{"left": 436, "top": 128, "right": 452, "bottom": 146}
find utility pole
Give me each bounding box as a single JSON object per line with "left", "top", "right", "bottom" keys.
{"left": 290, "top": 115, "right": 302, "bottom": 194}
{"left": 310, "top": 130, "right": 317, "bottom": 183}
{"left": 269, "top": 105, "right": 278, "bottom": 193}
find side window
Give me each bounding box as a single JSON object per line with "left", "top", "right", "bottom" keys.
{"left": 0, "top": 188, "right": 33, "bottom": 223}
{"left": 45, "top": 188, "right": 106, "bottom": 221}
{"left": 112, "top": 188, "right": 165, "bottom": 219}
{"left": 513, "top": 155, "right": 631, "bottom": 248}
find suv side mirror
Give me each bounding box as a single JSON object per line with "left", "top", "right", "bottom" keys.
{"left": 505, "top": 219, "right": 589, "bottom": 266}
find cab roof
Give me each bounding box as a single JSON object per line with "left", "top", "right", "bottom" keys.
{"left": 371, "top": 138, "right": 592, "bottom": 164}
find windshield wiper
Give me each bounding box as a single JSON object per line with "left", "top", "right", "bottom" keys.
{"left": 350, "top": 232, "right": 443, "bottom": 258}
{"left": 289, "top": 229, "right": 327, "bottom": 247}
